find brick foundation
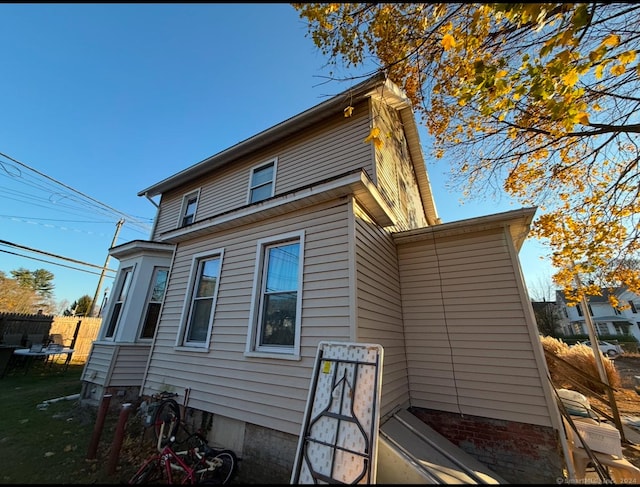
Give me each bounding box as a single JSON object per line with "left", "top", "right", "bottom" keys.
{"left": 409, "top": 407, "right": 565, "bottom": 483}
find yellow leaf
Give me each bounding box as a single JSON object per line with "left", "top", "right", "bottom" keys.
{"left": 603, "top": 34, "right": 620, "bottom": 47}
{"left": 576, "top": 112, "right": 590, "bottom": 125}
{"left": 343, "top": 105, "right": 354, "bottom": 118}
{"left": 618, "top": 50, "right": 636, "bottom": 64}
{"left": 595, "top": 63, "right": 605, "bottom": 80}
{"left": 611, "top": 64, "right": 626, "bottom": 76}
{"left": 373, "top": 137, "right": 384, "bottom": 150}
{"left": 364, "top": 127, "right": 380, "bottom": 143}
{"left": 562, "top": 70, "right": 579, "bottom": 87}
{"left": 441, "top": 33, "right": 456, "bottom": 51}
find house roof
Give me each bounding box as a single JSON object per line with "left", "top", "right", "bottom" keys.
{"left": 391, "top": 206, "right": 536, "bottom": 252}
{"left": 556, "top": 287, "right": 629, "bottom": 303}
{"left": 137, "top": 73, "right": 440, "bottom": 225}
{"left": 570, "top": 316, "right": 636, "bottom": 324}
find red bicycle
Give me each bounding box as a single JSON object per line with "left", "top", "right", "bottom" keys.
{"left": 129, "top": 414, "right": 237, "bottom": 484}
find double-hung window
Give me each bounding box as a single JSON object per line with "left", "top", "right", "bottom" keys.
{"left": 181, "top": 250, "right": 223, "bottom": 347}
{"left": 248, "top": 159, "right": 276, "bottom": 204}
{"left": 180, "top": 190, "right": 199, "bottom": 227}
{"left": 139, "top": 267, "right": 169, "bottom": 339}
{"left": 247, "top": 231, "right": 303, "bottom": 357}
{"left": 105, "top": 267, "right": 133, "bottom": 338}
{"left": 630, "top": 301, "right": 638, "bottom": 314}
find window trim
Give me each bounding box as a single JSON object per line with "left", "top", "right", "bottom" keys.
{"left": 138, "top": 266, "right": 169, "bottom": 340}
{"left": 245, "top": 230, "right": 304, "bottom": 359}
{"left": 177, "top": 248, "right": 224, "bottom": 349}
{"left": 247, "top": 158, "right": 277, "bottom": 204}
{"left": 178, "top": 189, "right": 200, "bottom": 228}
{"left": 103, "top": 266, "right": 135, "bottom": 340}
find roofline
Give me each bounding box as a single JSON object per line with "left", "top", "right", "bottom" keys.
{"left": 138, "top": 74, "right": 390, "bottom": 198}
{"left": 392, "top": 207, "right": 537, "bottom": 251}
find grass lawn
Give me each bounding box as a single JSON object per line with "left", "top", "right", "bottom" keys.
{"left": 0, "top": 360, "right": 150, "bottom": 484}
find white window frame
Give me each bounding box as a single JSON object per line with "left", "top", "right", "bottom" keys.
{"left": 138, "top": 266, "right": 169, "bottom": 340}
{"left": 178, "top": 189, "right": 200, "bottom": 228}
{"left": 245, "top": 230, "right": 304, "bottom": 359}
{"left": 177, "top": 249, "right": 224, "bottom": 349}
{"left": 247, "top": 158, "right": 277, "bottom": 204}
{"left": 103, "top": 266, "right": 134, "bottom": 340}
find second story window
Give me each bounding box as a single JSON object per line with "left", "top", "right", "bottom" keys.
{"left": 105, "top": 267, "right": 133, "bottom": 338}
{"left": 180, "top": 191, "right": 199, "bottom": 227}
{"left": 576, "top": 303, "right": 593, "bottom": 317}
{"left": 248, "top": 159, "right": 276, "bottom": 204}
{"left": 630, "top": 301, "right": 638, "bottom": 314}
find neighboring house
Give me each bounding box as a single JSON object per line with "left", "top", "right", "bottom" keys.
{"left": 80, "top": 74, "right": 567, "bottom": 483}
{"left": 556, "top": 287, "right": 640, "bottom": 341}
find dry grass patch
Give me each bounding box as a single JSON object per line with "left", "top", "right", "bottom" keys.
{"left": 541, "top": 335, "right": 621, "bottom": 393}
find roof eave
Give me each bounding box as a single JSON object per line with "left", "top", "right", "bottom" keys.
{"left": 138, "top": 73, "right": 388, "bottom": 198}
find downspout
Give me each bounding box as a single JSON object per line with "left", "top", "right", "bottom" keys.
{"left": 143, "top": 192, "right": 161, "bottom": 239}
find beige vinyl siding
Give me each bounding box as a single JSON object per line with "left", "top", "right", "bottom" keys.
{"left": 152, "top": 101, "right": 373, "bottom": 239}
{"left": 108, "top": 344, "right": 152, "bottom": 386}
{"left": 81, "top": 342, "right": 116, "bottom": 385}
{"left": 81, "top": 343, "right": 150, "bottom": 387}
{"left": 353, "top": 201, "right": 410, "bottom": 417}
{"left": 396, "top": 227, "right": 553, "bottom": 427}
{"left": 372, "top": 99, "right": 428, "bottom": 231}
{"left": 144, "top": 199, "right": 353, "bottom": 436}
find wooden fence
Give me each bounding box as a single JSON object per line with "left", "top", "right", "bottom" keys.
{"left": 0, "top": 312, "right": 101, "bottom": 364}
{"left": 49, "top": 316, "right": 102, "bottom": 363}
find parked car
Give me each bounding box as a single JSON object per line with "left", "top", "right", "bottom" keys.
{"left": 577, "top": 340, "right": 624, "bottom": 358}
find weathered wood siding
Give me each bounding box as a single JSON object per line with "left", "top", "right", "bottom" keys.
{"left": 353, "top": 201, "right": 410, "bottom": 417}
{"left": 372, "top": 99, "right": 428, "bottom": 231}
{"left": 145, "top": 200, "right": 353, "bottom": 435}
{"left": 396, "top": 227, "right": 553, "bottom": 427}
{"left": 152, "top": 101, "right": 373, "bottom": 239}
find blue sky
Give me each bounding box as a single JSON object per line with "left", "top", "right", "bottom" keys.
{"left": 0, "top": 3, "right": 556, "bottom": 310}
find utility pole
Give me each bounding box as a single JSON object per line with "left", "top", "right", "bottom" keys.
{"left": 574, "top": 272, "right": 608, "bottom": 384}
{"left": 89, "top": 219, "right": 124, "bottom": 317}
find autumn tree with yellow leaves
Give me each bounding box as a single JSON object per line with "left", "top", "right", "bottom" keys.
{"left": 293, "top": 3, "right": 640, "bottom": 304}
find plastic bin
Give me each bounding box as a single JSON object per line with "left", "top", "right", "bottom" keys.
{"left": 574, "top": 419, "right": 623, "bottom": 457}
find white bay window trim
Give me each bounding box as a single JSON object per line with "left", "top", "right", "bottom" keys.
{"left": 103, "top": 265, "right": 135, "bottom": 340}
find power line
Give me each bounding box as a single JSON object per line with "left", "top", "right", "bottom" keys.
{"left": 0, "top": 249, "right": 112, "bottom": 277}
{"left": 0, "top": 150, "right": 152, "bottom": 233}
{"left": 0, "top": 239, "right": 117, "bottom": 273}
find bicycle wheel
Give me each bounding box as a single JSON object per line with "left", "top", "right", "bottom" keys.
{"left": 152, "top": 398, "right": 181, "bottom": 445}
{"left": 129, "top": 456, "right": 163, "bottom": 484}
{"left": 198, "top": 449, "right": 238, "bottom": 485}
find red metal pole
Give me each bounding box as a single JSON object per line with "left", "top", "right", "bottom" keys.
{"left": 107, "top": 402, "right": 133, "bottom": 476}
{"left": 86, "top": 394, "right": 112, "bottom": 460}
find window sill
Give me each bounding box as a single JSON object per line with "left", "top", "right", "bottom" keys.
{"left": 174, "top": 346, "right": 209, "bottom": 353}
{"left": 244, "top": 350, "right": 301, "bottom": 361}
